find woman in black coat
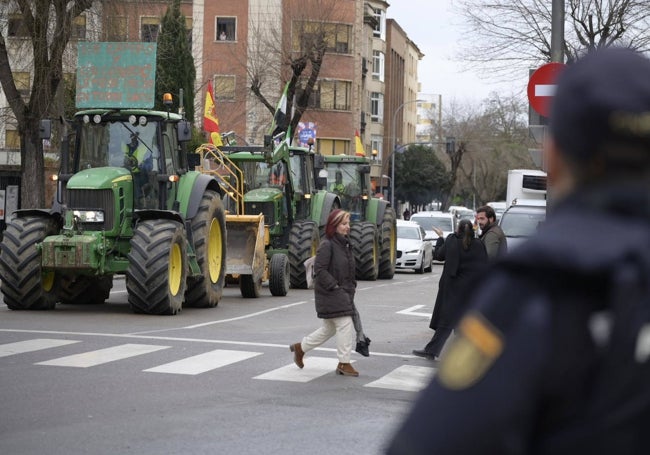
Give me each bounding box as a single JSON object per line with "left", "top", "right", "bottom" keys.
{"left": 289, "top": 209, "right": 362, "bottom": 377}
{"left": 412, "top": 219, "right": 488, "bottom": 360}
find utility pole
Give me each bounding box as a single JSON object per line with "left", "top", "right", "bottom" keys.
{"left": 551, "top": 0, "right": 565, "bottom": 63}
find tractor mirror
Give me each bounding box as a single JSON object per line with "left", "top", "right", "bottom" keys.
{"left": 358, "top": 164, "right": 371, "bottom": 174}
{"left": 177, "top": 120, "right": 192, "bottom": 142}
{"left": 313, "top": 153, "right": 324, "bottom": 170}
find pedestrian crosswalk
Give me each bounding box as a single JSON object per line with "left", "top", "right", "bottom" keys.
{"left": 1, "top": 338, "right": 437, "bottom": 392}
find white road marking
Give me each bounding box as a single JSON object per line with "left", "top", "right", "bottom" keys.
{"left": 0, "top": 338, "right": 80, "bottom": 358}
{"left": 181, "top": 301, "right": 308, "bottom": 329}
{"left": 144, "top": 349, "right": 261, "bottom": 375}
{"left": 397, "top": 305, "right": 431, "bottom": 317}
{"left": 254, "top": 357, "right": 341, "bottom": 382}
{"left": 36, "top": 343, "right": 169, "bottom": 367}
{"left": 534, "top": 84, "right": 557, "bottom": 97}
{"left": 365, "top": 365, "right": 435, "bottom": 392}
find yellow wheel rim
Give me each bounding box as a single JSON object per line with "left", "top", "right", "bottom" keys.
{"left": 42, "top": 270, "right": 55, "bottom": 292}
{"left": 207, "top": 218, "right": 223, "bottom": 283}
{"left": 169, "top": 242, "right": 183, "bottom": 296}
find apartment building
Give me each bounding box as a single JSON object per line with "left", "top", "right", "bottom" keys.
{"left": 0, "top": 0, "right": 421, "bottom": 165}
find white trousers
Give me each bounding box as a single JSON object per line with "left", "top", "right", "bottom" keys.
{"left": 301, "top": 316, "right": 354, "bottom": 363}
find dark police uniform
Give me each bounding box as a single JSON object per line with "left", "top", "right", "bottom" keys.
{"left": 388, "top": 46, "right": 650, "bottom": 455}
{"left": 386, "top": 185, "right": 650, "bottom": 454}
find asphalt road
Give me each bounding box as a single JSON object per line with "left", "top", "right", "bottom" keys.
{"left": 0, "top": 265, "right": 443, "bottom": 455}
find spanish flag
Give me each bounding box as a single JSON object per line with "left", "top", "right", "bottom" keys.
{"left": 355, "top": 130, "right": 365, "bottom": 156}
{"left": 203, "top": 80, "right": 223, "bottom": 147}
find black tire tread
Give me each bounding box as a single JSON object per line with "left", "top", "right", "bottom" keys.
{"left": 378, "top": 207, "right": 397, "bottom": 279}
{"left": 126, "top": 219, "right": 187, "bottom": 315}
{"left": 350, "top": 222, "right": 378, "bottom": 280}
{"left": 288, "top": 220, "right": 319, "bottom": 289}
{"left": 269, "top": 253, "right": 289, "bottom": 296}
{"left": 0, "top": 216, "right": 58, "bottom": 310}
{"left": 185, "top": 190, "right": 227, "bottom": 308}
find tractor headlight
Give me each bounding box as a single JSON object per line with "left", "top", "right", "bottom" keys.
{"left": 72, "top": 210, "right": 105, "bottom": 223}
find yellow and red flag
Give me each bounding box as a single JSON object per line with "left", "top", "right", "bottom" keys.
{"left": 203, "top": 80, "right": 223, "bottom": 147}
{"left": 354, "top": 130, "right": 365, "bottom": 156}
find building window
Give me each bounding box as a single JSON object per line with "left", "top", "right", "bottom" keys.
{"left": 372, "top": 8, "right": 385, "bottom": 40}
{"left": 214, "top": 75, "right": 236, "bottom": 101}
{"left": 71, "top": 15, "right": 86, "bottom": 40}
{"left": 370, "top": 92, "right": 384, "bottom": 123}
{"left": 141, "top": 17, "right": 160, "bottom": 42}
{"left": 216, "top": 17, "right": 236, "bottom": 41}
{"left": 317, "top": 139, "right": 348, "bottom": 156}
{"left": 324, "top": 23, "right": 352, "bottom": 54}
{"left": 105, "top": 16, "right": 127, "bottom": 41}
{"left": 293, "top": 21, "right": 352, "bottom": 55}
{"left": 8, "top": 14, "right": 29, "bottom": 38}
{"left": 303, "top": 80, "right": 351, "bottom": 111}
{"left": 13, "top": 72, "right": 30, "bottom": 96}
{"left": 6, "top": 129, "right": 21, "bottom": 150}
{"left": 372, "top": 50, "right": 384, "bottom": 82}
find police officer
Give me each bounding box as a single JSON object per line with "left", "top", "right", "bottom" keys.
{"left": 386, "top": 48, "right": 650, "bottom": 454}
{"left": 123, "top": 132, "right": 153, "bottom": 203}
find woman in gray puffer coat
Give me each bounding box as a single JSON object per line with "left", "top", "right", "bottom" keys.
{"left": 290, "top": 209, "right": 362, "bottom": 376}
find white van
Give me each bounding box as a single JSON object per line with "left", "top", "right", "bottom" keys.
{"left": 506, "top": 169, "right": 547, "bottom": 207}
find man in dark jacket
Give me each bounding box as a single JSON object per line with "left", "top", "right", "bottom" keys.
{"left": 476, "top": 205, "right": 507, "bottom": 259}
{"left": 387, "top": 48, "right": 650, "bottom": 454}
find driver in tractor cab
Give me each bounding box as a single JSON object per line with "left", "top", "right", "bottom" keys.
{"left": 269, "top": 162, "right": 287, "bottom": 186}
{"left": 330, "top": 170, "right": 345, "bottom": 194}
{"left": 123, "top": 132, "right": 153, "bottom": 206}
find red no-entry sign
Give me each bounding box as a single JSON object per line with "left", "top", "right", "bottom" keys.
{"left": 527, "top": 62, "right": 566, "bottom": 117}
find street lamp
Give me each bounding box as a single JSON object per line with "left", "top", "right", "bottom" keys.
{"left": 391, "top": 98, "right": 424, "bottom": 207}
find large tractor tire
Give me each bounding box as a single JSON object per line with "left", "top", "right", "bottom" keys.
{"left": 378, "top": 207, "right": 397, "bottom": 279}
{"left": 0, "top": 216, "right": 59, "bottom": 310}
{"left": 288, "top": 220, "right": 319, "bottom": 289}
{"left": 126, "top": 219, "right": 188, "bottom": 315}
{"left": 350, "top": 222, "right": 379, "bottom": 281}
{"left": 269, "top": 253, "right": 289, "bottom": 296}
{"left": 185, "top": 190, "right": 227, "bottom": 308}
{"left": 58, "top": 276, "right": 113, "bottom": 305}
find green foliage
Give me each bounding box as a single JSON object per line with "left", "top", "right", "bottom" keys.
{"left": 154, "top": 0, "right": 196, "bottom": 121}
{"left": 189, "top": 127, "right": 207, "bottom": 153}
{"left": 394, "top": 145, "right": 449, "bottom": 207}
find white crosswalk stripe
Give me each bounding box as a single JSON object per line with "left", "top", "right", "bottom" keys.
{"left": 0, "top": 338, "right": 80, "bottom": 358}
{"left": 144, "top": 349, "right": 262, "bottom": 375}
{"left": 36, "top": 343, "right": 170, "bottom": 368}
{"left": 364, "top": 365, "right": 436, "bottom": 392}
{"left": 253, "top": 357, "right": 342, "bottom": 382}
{"left": 2, "top": 338, "right": 430, "bottom": 391}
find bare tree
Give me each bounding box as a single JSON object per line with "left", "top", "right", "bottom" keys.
{"left": 455, "top": 0, "right": 650, "bottom": 79}
{"left": 436, "top": 95, "right": 534, "bottom": 208}
{"left": 246, "top": 0, "right": 345, "bottom": 138}
{"left": 0, "top": 0, "right": 95, "bottom": 208}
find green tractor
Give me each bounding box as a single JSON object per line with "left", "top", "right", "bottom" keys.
{"left": 215, "top": 133, "right": 339, "bottom": 293}
{"left": 0, "top": 108, "right": 228, "bottom": 315}
{"left": 323, "top": 154, "right": 396, "bottom": 280}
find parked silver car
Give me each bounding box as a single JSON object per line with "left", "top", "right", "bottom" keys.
{"left": 396, "top": 220, "right": 434, "bottom": 274}
{"left": 498, "top": 201, "right": 546, "bottom": 251}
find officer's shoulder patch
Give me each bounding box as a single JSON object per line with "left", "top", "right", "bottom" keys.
{"left": 437, "top": 312, "right": 504, "bottom": 390}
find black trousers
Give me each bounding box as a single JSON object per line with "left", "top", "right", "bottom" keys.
{"left": 424, "top": 327, "right": 453, "bottom": 357}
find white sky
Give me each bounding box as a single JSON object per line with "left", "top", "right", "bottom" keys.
{"left": 386, "top": 0, "right": 524, "bottom": 105}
